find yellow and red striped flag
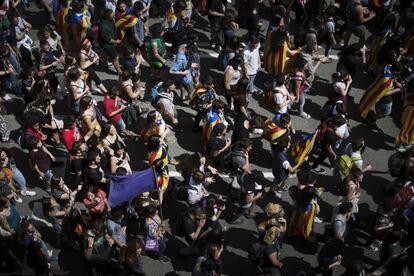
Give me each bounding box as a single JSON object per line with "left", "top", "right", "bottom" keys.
{"left": 396, "top": 104, "right": 414, "bottom": 145}
{"left": 115, "top": 14, "right": 138, "bottom": 41}
{"left": 291, "top": 130, "right": 318, "bottom": 165}
{"left": 359, "top": 65, "right": 394, "bottom": 119}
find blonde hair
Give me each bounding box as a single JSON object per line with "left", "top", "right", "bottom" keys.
{"left": 263, "top": 226, "right": 280, "bottom": 245}
{"left": 264, "top": 203, "right": 283, "bottom": 217}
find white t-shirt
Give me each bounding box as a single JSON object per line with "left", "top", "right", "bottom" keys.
{"left": 345, "top": 144, "right": 363, "bottom": 169}
{"left": 273, "top": 85, "right": 289, "bottom": 114}
{"left": 187, "top": 180, "right": 204, "bottom": 205}
{"left": 243, "top": 44, "right": 260, "bottom": 76}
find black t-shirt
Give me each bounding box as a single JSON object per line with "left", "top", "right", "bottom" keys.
{"left": 206, "top": 137, "right": 227, "bottom": 166}
{"left": 86, "top": 166, "right": 104, "bottom": 186}
{"left": 71, "top": 158, "right": 86, "bottom": 174}
{"left": 182, "top": 214, "right": 197, "bottom": 244}
{"left": 321, "top": 129, "right": 337, "bottom": 147}
{"left": 232, "top": 115, "right": 250, "bottom": 144}
{"left": 208, "top": 0, "right": 224, "bottom": 20}
{"left": 262, "top": 242, "right": 280, "bottom": 269}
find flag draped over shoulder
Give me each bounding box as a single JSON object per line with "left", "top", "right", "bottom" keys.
{"left": 203, "top": 111, "right": 223, "bottom": 143}
{"left": 359, "top": 65, "right": 394, "bottom": 118}
{"left": 289, "top": 202, "right": 316, "bottom": 239}
{"left": 115, "top": 14, "right": 138, "bottom": 40}
{"left": 264, "top": 120, "right": 287, "bottom": 142}
{"left": 108, "top": 167, "right": 156, "bottom": 207}
{"left": 291, "top": 131, "right": 318, "bottom": 165}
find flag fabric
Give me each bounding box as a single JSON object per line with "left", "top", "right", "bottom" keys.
{"left": 291, "top": 131, "right": 318, "bottom": 165}
{"left": 203, "top": 110, "right": 223, "bottom": 143}
{"left": 264, "top": 119, "right": 287, "bottom": 142}
{"left": 57, "top": 7, "right": 70, "bottom": 46}
{"left": 359, "top": 65, "right": 394, "bottom": 118}
{"left": 265, "top": 40, "right": 288, "bottom": 75}
{"left": 108, "top": 167, "right": 156, "bottom": 207}
{"left": 396, "top": 104, "right": 414, "bottom": 145}
{"left": 147, "top": 146, "right": 170, "bottom": 191}
{"left": 289, "top": 201, "right": 316, "bottom": 239}
{"left": 115, "top": 14, "right": 138, "bottom": 41}
{"left": 68, "top": 10, "right": 91, "bottom": 42}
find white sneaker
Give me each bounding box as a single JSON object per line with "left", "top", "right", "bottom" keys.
{"left": 252, "top": 128, "right": 263, "bottom": 134}
{"left": 15, "top": 197, "right": 23, "bottom": 203}
{"left": 314, "top": 217, "right": 323, "bottom": 223}
{"left": 21, "top": 190, "right": 36, "bottom": 196}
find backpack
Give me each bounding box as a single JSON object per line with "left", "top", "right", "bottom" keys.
{"left": 198, "top": 0, "right": 208, "bottom": 16}
{"left": 264, "top": 87, "right": 277, "bottom": 110}
{"left": 338, "top": 154, "right": 362, "bottom": 176}
{"left": 190, "top": 87, "right": 211, "bottom": 111}
{"left": 17, "top": 130, "right": 33, "bottom": 149}
{"left": 336, "top": 178, "right": 348, "bottom": 197}
{"left": 227, "top": 172, "right": 248, "bottom": 203}
{"left": 150, "top": 82, "right": 162, "bottom": 107}
{"left": 248, "top": 241, "right": 266, "bottom": 267}
{"left": 223, "top": 150, "right": 246, "bottom": 173}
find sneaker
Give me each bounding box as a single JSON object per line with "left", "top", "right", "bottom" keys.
{"left": 313, "top": 167, "right": 326, "bottom": 174}
{"left": 210, "top": 43, "right": 216, "bottom": 49}
{"left": 15, "top": 196, "right": 23, "bottom": 203}
{"left": 299, "top": 112, "right": 311, "bottom": 119}
{"left": 158, "top": 256, "right": 170, "bottom": 263}
{"left": 21, "top": 190, "right": 36, "bottom": 196}
{"left": 170, "top": 159, "right": 180, "bottom": 166}
{"left": 368, "top": 244, "right": 379, "bottom": 251}
{"left": 274, "top": 191, "right": 283, "bottom": 198}
{"left": 230, "top": 102, "right": 234, "bottom": 111}
{"left": 314, "top": 217, "right": 323, "bottom": 224}
{"left": 252, "top": 128, "right": 263, "bottom": 134}
{"left": 396, "top": 143, "right": 414, "bottom": 152}
{"left": 229, "top": 218, "right": 244, "bottom": 224}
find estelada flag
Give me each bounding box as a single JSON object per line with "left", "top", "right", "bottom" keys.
{"left": 291, "top": 130, "right": 318, "bottom": 165}
{"left": 115, "top": 14, "right": 138, "bottom": 40}
{"left": 359, "top": 65, "right": 394, "bottom": 118}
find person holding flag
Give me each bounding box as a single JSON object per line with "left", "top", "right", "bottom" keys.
{"left": 263, "top": 113, "right": 293, "bottom": 146}
{"left": 203, "top": 99, "right": 227, "bottom": 145}
{"left": 114, "top": 0, "right": 138, "bottom": 44}
{"left": 359, "top": 62, "right": 402, "bottom": 130}
{"left": 395, "top": 79, "right": 414, "bottom": 152}
{"left": 146, "top": 135, "right": 179, "bottom": 203}
{"left": 67, "top": 0, "right": 91, "bottom": 46}
{"left": 271, "top": 136, "right": 302, "bottom": 198}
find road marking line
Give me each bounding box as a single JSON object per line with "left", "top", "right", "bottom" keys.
{"left": 169, "top": 170, "right": 275, "bottom": 179}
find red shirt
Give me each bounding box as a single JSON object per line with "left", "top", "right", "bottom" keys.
{"left": 103, "top": 96, "right": 122, "bottom": 122}
{"left": 62, "top": 127, "right": 83, "bottom": 151}
{"left": 83, "top": 190, "right": 107, "bottom": 214}
{"left": 24, "top": 128, "right": 44, "bottom": 140}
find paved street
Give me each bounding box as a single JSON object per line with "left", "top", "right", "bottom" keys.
{"left": 1, "top": 1, "right": 412, "bottom": 275}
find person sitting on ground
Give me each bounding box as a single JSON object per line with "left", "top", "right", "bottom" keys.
{"left": 187, "top": 170, "right": 210, "bottom": 207}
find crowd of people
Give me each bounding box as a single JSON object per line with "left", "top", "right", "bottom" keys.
{"left": 0, "top": 0, "right": 414, "bottom": 275}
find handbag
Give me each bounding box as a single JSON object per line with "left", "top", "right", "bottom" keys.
{"left": 144, "top": 236, "right": 159, "bottom": 252}
{"left": 122, "top": 104, "right": 138, "bottom": 126}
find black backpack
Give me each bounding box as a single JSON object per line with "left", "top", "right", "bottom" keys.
{"left": 248, "top": 241, "right": 266, "bottom": 267}
{"left": 223, "top": 150, "right": 246, "bottom": 173}
{"left": 227, "top": 172, "right": 248, "bottom": 203}
{"left": 336, "top": 178, "right": 348, "bottom": 197}
{"left": 191, "top": 88, "right": 210, "bottom": 111}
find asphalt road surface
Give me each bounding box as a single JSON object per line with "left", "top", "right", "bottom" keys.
{"left": 2, "top": 1, "right": 412, "bottom": 275}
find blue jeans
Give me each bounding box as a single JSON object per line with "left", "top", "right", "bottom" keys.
{"left": 116, "top": 118, "right": 126, "bottom": 131}
{"left": 247, "top": 74, "right": 257, "bottom": 93}
{"left": 11, "top": 166, "right": 27, "bottom": 191}
{"left": 45, "top": 170, "right": 53, "bottom": 182}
